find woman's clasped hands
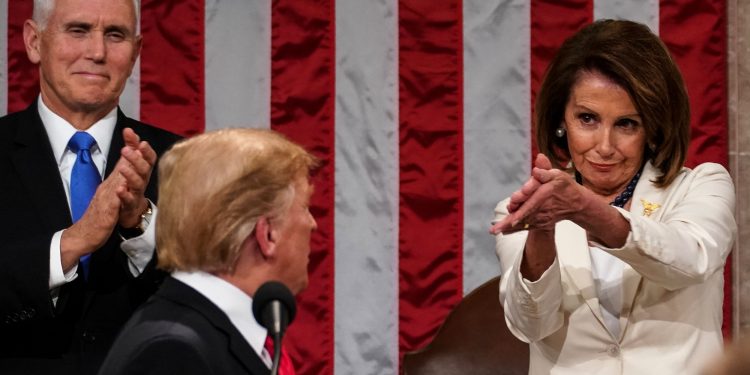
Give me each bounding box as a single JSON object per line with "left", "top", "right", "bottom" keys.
{"left": 489, "top": 153, "right": 585, "bottom": 235}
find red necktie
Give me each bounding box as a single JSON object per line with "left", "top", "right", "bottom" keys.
{"left": 264, "top": 336, "right": 296, "bottom": 375}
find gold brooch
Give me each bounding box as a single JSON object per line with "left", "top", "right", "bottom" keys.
{"left": 640, "top": 199, "right": 661, "bottom": 218}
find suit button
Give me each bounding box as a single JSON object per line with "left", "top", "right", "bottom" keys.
{"left": 20, "top": 310, "right": 32, "bottom": 320}
{"left": 82, "top": 332, "right": 97, "bottom": 343}
{"left": 607, "top": 344, "right": 620, "bottom": 357}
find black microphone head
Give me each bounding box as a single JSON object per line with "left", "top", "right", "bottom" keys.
{"left": 252, "top": 281, "right": 297, "bottom": 333}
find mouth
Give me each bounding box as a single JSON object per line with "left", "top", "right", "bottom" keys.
{"left": 74, "top": 72, "right": 108, "bottom": 80}
{"left": 588, "top": 161, "right": 617, "bottom": 172}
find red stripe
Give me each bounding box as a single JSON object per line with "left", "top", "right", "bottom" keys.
{"left": 398, "top": 0, "right": 464, "bottom": 365}
{"left": 270, "top": 1, "right": 335, "bottom": 373}
{"left": 7, "top": 0, "right": 36, "bottom": 112}
{"left": 139, "top": 0, "right": 204, "bottom": 136}
{"left": 660, "top": 0, "right": 731, "bottom": 339}
{"left": 530, "top": 0, "right": 592, "bottom": 159}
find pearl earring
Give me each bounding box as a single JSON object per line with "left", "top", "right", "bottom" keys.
{"left": 555, "top": 127, "right": 566, "bottom": 138}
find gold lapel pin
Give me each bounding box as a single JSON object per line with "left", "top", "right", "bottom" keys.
{"left": 640, "top": 199, "right": 661, "bottom": 218}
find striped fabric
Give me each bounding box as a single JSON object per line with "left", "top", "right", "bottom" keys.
{"left": 0, "top": 0, "right": 728, "bottom": 373}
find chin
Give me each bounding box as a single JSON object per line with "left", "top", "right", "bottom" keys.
{"left": 76, "top": 97, "right": 114, "bottom": 110}
{"left": 293, "top": 278, "right": 309, "bottom": 295}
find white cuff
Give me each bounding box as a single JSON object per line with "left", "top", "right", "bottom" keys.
{"left": 49, "top": 230, "right": 79, "bottom": 290}
{"left": 120, "top": 203, "right": 158, "bottom": 276}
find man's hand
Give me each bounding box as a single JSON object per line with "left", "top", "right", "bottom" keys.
{"left": 60, "top": 172, "right": 126, "bottom": 272}
{"left": 116, "top": 128, "right": 157, "bottom": 228}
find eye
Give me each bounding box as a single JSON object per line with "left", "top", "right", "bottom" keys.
{"left": 68, "top": 27, "right": 87, "bottom": 37}
{"left": 615, "top": 118, "right": 640, "bottom": 131}
{"left": 105, "top": 31, "right": 126, "bottom": 42}
{"left": 578, "top": 113, "right": 596, "bottom": 125}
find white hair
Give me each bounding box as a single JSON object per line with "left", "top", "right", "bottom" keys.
{"left": 33, "top": 0, "right": 141, "bottom": 32}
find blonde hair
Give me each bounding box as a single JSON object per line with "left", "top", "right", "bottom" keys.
{"left": 156, "top": 128, "right": 317, "bottom": 273}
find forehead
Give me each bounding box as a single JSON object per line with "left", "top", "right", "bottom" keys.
{"left": 568, "top": 71, "right": 636, "bottom": 109}
{"left": 296, "top": 176, "right": 313, "bottom": 196}
{"left": 571, "top": 70, "right": 621, "bottom": 92}
{"left": 49, "top": 0, "right": 137, "bottom": 28}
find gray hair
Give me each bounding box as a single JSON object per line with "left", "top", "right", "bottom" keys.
{"left": 33, "top": 0, "right": 141, "bottom": 32}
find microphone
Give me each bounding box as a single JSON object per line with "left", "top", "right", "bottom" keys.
{"left": 252, "top": 281, "right": 297, "bottom": 375}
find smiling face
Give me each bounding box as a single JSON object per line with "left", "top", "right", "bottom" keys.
{"left": 25, "top": 0, "right": 141, "bottom": 124}
{"left": 563, "top": 70, "right": 647, "bottom": 198}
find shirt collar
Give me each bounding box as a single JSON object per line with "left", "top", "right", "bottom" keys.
{"left": 37, "top": 96, "right": 117, "bottom": 165}
{"left": 172, "top": 270, "right": 268, "bottom": 358}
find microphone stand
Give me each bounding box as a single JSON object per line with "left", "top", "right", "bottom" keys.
{"left": 270, "top": 331, "right": 281, "bottom": 375}
{"left": 269, "top": 301, "right": 284, "bottom": 375}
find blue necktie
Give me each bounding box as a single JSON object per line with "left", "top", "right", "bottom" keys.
{"left": 68, "top": 132, "right": 102, "bottom": 280}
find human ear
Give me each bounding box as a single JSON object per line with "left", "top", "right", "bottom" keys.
{"left": 254, "top": 217, "right": 276, "bottom": 258}
{"left": 23, "top": 20, "right": 42, "bottom": 64}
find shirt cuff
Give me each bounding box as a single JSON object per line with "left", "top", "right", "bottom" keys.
{"left": 120, "top": 202, "right": 158, "bottom": 276}
{"left": 521, "top": 256, "right": 561, "bottom": 297}
{"left": 49, "top": 230, "right": 79, "bottom": 289}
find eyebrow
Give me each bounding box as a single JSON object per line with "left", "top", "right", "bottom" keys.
{"left": 63, "top": 21, "right": 92, "bottom": 30}
{"left": 307, "top": 184, "right": 316, "bottom": 202}
{"left": 573, "top": 104, "right": 641, "bottom": 119}
{"left": 309, "top": 183, "right": 316, "bottom": 195}
{"left": 104, "top": 25, "right": 133, "bottom": 36}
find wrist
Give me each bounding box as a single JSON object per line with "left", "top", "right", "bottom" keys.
{"left": 119, "top": 201, "right": 153, "bottom": 239}
{"left": 60, "top": 226, "right": 94, "bottom": 262}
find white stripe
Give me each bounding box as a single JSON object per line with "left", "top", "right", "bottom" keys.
{"left": 205, "top": 0, "right": 270, "bottom": 131}
{"left": 594, "top": 0, "right": 659, "bottom": 34}
{"left": 120, "top": 58, "right": 140, "bottom": 121}
{"left": 119, "top": 11, "right": 141, "bottom": 120}
{"left": 463, "top": 0, "right": 531, "bottom": 293}
{"left": 0, "top": 0, "right": 7, "bottom": 116}
{"left": 334, "top": 0, "right": 399, "bottom": 372}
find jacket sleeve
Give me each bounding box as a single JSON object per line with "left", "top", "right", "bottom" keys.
{"left": 494, "top": 198, "right": 565, "bottom": 343}
{"left": 0, "top": 234, "right": 57, "bottom": 325}
{"left": 598, "top": 163, "right": 736, "bottom": 291}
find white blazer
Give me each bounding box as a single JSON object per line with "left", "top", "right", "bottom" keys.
{"left": 494, "top": 162, "right": 736, "bottom": 375}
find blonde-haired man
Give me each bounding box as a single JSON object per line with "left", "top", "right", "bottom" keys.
{"left": 99, "top": 129, "right": 317, "bottom": 375}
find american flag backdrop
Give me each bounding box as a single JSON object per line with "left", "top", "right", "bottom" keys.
{"left": 0, "top": 0, "right": 729, "bottom": 374}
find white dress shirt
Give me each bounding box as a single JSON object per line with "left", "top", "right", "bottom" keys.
{"left": 38, "top": 97, "right": 157, "bottom": 294}
{"left": 172, "top": 271, "right": 272, "bottom": 368}
{"left": 589, "top": 246, "right": 625, "bottom": 339}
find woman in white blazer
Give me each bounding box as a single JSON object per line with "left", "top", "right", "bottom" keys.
{"left": 490, "top": 20, "right": 736, "bottom": 375}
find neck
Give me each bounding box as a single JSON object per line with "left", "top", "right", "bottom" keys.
{"left": 39, "top": 92, "right": 115, "bottom": 130}
{"left": 575, "top": 168, "right": 642, "bottom": 208}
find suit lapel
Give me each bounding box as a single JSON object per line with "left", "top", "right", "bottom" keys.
{"left": 11, "top": 104, "right": 72, "bottom": 232}
{"left": 159, "top": 277, "right": 271, "bottom": 374}
{"left": 619, "top": 162, "right": 670, "bottom": 338}
{"left": 556, "top": 220, "right": 609, "bottom": 331}
{"left": 104, "top": 109, "right": 128, "bottom": 178}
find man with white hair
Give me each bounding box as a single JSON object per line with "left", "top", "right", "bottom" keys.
{"left": 0, "top": 0, "right": 180, "bottom": 373}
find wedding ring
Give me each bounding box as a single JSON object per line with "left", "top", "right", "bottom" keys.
{"left": 523, "top": 223, "right": 530, "bottom": 229}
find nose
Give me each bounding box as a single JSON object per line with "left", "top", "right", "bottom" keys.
{"left": 595, "top": 126, "right": 615, "bottom": 158}
{"left": 309, "top": 212, "right": 318, "bottom": 231}
{"left": 85, "top": 32, "right": 106, "bottom": 62}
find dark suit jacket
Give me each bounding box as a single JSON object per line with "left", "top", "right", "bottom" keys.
{"left": 0, "top": 102, "right": 181, "bottom": 375}
{"left": 98, "top": 276, "right": 271, "bottom": 375}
